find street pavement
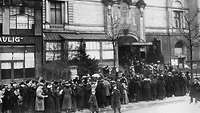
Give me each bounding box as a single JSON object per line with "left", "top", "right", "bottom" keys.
{"left": 76, "top": 95, "right": 200, "bottom": 113}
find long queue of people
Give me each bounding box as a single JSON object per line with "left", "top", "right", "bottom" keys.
{"left": 0, "top": 64, "right": 192, "bottom": 113}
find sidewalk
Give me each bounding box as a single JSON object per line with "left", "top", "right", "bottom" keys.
{"left": 75, "top": 96, "right": 189, "bottom": 113}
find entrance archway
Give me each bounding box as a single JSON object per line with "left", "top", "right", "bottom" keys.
{"left": 174, "top": 40, "right": 187, "bottom": 57}
{"left": 174, "top": 40, "right": 187, "bottom": 68}
{"left": 118, "top": 35, "right": 140, "bottom": 69}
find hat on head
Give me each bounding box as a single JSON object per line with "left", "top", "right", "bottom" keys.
{"left": 37, "top": 82, "right": 44, "bottom": 86}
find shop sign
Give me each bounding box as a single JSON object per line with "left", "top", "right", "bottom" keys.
{"left": 0, "top": 36, "right": 24, "bottom": 43}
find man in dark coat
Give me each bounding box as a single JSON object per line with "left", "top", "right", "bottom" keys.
{"left": 128, "top": 77, "right": 135, "bottom": 102}
{"left": 190, "top": 79, "right": 200, "bottom": 103}
{"left": 134, "top": 76, "right": 142, "bottom": 101}
{"left": 142, "top": 77, "right": 151, "bottom": 100}
{"left": 95, "top": 80, "right": 106, "bottom": 108}
{"left": 151, "top": 75, "right": 158, "bottom": 100}
{"left": 165, "top": 72, "right": 174, "bottom": 97}
{"left": 83, "top": 80, "right": 91, "bottom": 108}
{"left": 157, "top": 75, "right": 166, "bottom": 99}
{"left": 111, "top": 84, "right": 121, "bottom": 113}
{"left": 174, "top": 74, "right": 181, "bottom": 96}
{"left": 44, "top": 84, "right": 56, "bottom": 113}
{"left": 27, "top": 81, "right": 36, "bottom": 113}
{"left": 19, "top": 82, "right": 29, "bottom": 113}
{"left": 2, "top": 85, "right": 14, "bottom": 113}
{"left": 76, "top": 83, "right": 84, "bottom": 110}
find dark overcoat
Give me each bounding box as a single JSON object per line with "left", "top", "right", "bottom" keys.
{"left": 111, "top": 89, "right": 121, "bottom": 109}
{"left": 88, "top": 94, "right": 99, "bottom": 112}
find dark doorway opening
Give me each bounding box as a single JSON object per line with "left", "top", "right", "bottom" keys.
{"left": 118, "top": 45, "right": 141, "bottom": 68}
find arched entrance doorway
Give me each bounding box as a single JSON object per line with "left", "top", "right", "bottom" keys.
{"left": 174, "top": 40, "right": 187, "bottom": 57}
{"left": 174, "top": 40, "right": 187, "bottom": 68}
{"left": 118, "top": 35, "right": 140, "bottom": 68}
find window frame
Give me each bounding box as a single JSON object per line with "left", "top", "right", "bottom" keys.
{"left": 102, "top": 41, "right": 114, "bottom": 60}
{"left": 45, "top": 41, "right": 62, "bottom": 61}
{"left": 67, "top": 41, "right": 80, "bottom": 60}
{"left": 85, "top": 41, "right": 101, "bottom": 59}
{"left": 50, "top": 1, "right": 63, "bottom": 24}
{"left": 0, "top": 45, "right": 36, "bottom": 79}
{"left": 9, "top": 6, "right": 35, "bottom": 29}
{"left": 173, "top": 10, "right": 184, "bottom": 29}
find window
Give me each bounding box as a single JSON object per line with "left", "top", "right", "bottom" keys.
{"left": 10, "top": 7, "right": 34, "bottom": 29}
{"left": 68, "top": 41, "right": 80, "bottom": 60}
{"left": 1, "top": 62, "right": 11, "bottom": 79}
{"left": 102, "top": 41, "right": 114, "bottom": 60}
{"left": 25, "top": 46, "right": 35, "bottom": 78}
{"left": 0, "top": 45, "right": 35, "bottom": 79}
{"left": 86, "top": 42, "right": 100, "bottom": 59}
{"left": 172, "top": 0, "right": 184, "bottom": 28}
{"left": 50, "top": 1, "right": 62, "bottom": 24}
{"left": 174, "top": 11, "right": 184, "bottom": 28}
{"left": 45, "top": 42, "right": 62, "bottom": 61}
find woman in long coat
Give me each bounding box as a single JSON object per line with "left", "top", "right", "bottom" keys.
{"left": 54, "top": 85, "right": 61, "bottom": 113}
{"left": 35, "top": 83, "right": 48, "bottom": 113}
{"left": 88, "top": 90, "right": 99, "bottom": 113}
{"left": 121, "top": 83, "right": 129, "bottom": 104}
{"left": 62, "top": 84, "right": 72, "bottom": 113}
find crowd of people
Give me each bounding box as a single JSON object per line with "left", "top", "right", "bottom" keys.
{"left": 0, "top": 63, "right": 195, "bottom": 113}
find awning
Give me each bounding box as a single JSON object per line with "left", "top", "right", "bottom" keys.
{"left": 122, "top": 42, "right": 153, "bottom": 46}
{"left": 43, "top": 33, "right": 110, "bottom": 41}
{"left": 43, "top": 33, "right": 63, "bottom": 41}
{"left": 59, "top": 33, "right": 108, "bottom": 41}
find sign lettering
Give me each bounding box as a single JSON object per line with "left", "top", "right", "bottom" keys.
{"left": 0, "top": 36, "right": 24, "bottom": 43}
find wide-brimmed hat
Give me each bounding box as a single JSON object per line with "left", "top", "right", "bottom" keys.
{"left": 37, "top": 82, "right": 44, "bottom": 86}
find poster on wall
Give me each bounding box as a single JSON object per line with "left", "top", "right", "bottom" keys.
{"left": 171, "top": 59, "right": 178, "bottom": 66}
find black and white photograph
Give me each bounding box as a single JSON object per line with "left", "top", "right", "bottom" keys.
{"left": 0, "top": 0, "right": 200, "bottom": 113}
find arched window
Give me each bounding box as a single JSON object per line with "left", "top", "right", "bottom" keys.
{"left": 172, "top": 0, "right": 184, "bottom": 28}
{"left": 172, "top": 0, "right": 183, "bottom": 8}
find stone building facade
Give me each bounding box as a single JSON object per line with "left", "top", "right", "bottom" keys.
{"left": 42, "top": 0, "right": 200, "bottom": 72}
{"left": 0, "top": 0, "right": 43, "bottom": 82}
{"left": 42, "top": 0, "right": 115, "bottom": 68}
{"left": 144, "top": 0, "right": 200, "bottom": 68}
